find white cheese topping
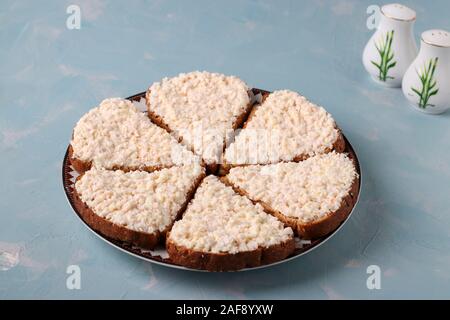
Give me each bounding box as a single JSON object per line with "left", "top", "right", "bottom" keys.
{"left": 75, "top": 164, "right": 205, "bottom": 234}
{"left": 71, "top": 98, "right": 199, "bottom": 170}
{"left": 148, "top": 71, "right": 250, "bottom": 164}
{"left": 224, "top": 90, "right": 339, "bottom": 165}
{"left": 227, "top": 152, "right": 358, "bottom": 223}
{"left": 169, "top": 176, "right": 293, "bottom": 254}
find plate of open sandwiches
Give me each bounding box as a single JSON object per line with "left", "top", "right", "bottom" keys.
{"left": 62, "top": 71, "right": 361, "bottom": 272}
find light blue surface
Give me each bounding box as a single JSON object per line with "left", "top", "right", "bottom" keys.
{"left": 1, "top": 0, "right": 450, "bottom": 299}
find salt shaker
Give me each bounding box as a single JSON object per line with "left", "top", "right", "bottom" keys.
{"left": 362, "top": 3, "right": 418, "bottom": 87}
{"left": 402, "top": 30, "right": 450, "bottom": 114}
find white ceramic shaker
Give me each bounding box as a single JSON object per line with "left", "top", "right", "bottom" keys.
{"left": 402, "top": 30, "right": 450, "bottom": 114}
{"left": 363, "top": 3, "right": 418, "bottom": 87}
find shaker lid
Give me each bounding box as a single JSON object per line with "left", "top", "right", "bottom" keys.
{"left": 422, "top": 30, "right": 450, "bottom": 48}
{"left": 381, "top": 3, "right": 416, "bottom": 21}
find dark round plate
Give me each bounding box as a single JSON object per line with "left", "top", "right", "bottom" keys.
{"left": 62, "top": 88, "right": 362, "bottom": 272}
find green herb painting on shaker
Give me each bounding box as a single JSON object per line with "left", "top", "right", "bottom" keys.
{"left": 411, "top": 57, "right": 439, "bottom": 109}
{"left": 371, "top": 30, "right": 396, "bottom": 81}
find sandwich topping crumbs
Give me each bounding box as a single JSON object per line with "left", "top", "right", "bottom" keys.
{"left": 148, "top": 71, "right": 250, "bottom": 164}
{"left": 224, "top": 90, "right": 339, "bottom": 165}
{"left": 169, "top": 176, "right": 293, "bottom": 254}
{"left": 75, "top": 163, "right": 205, "bottom": 234}
{"left": 71, "top": 98, "right": 199, "bottom": 169}
{"left": 227, "top": 152, "right": 358, "bottom": 222}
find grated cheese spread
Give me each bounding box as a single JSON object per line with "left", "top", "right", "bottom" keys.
{"left": 75, "top": 163, "right": 205, "bottom": 234}
{"left": 148, "top": 71, "right": 250, "bottom": 164}
{"left": 224, "top": 90, "right": 339, "bottom": 165}
{"left": 71, "top": 98, "right": 199, "bottom": 170}
{"left": 226, "top": 152, "right": 358, "bottom": 222}
{"left": 168, "top": 176, "right": 293, "bottom": 254}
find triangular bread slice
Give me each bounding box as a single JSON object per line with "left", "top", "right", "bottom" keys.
{"left": 146, "top": 71, "right": 252, "bottom": 172}
{"left": 70, "top": 98, "right": 199, "bottom": 174}
{"left": 225, "top": 152, "right": 359, "bottom": 239}
{"left": 73, "top": 163, "right": 205, "bottom": 249}
{"left": 166, "top": 175, "right": 294, "bottom": 271}
{"left": 222, "top": 90, "right": 345, "bottom": 172}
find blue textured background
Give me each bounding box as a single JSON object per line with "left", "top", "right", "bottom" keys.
{"left": 1, "top": 0, "right": 449, "bottom": 299}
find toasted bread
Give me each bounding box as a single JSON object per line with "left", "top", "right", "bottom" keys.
{"left": 70, "top": 98, "right": 199, "bottom": 174}
{"left": 221, "top": 90, "right": 345, "bottom": 174}
{"left": 224, "top": 152, "right": 359, "bottom": 239}
{"left": 166, "top": 176, "right": 295, "bottom": 271}
{"left": 73, "top": 164, "right": 205, "bottom": 249}
{"left": 146, "top": 71, "right": 252, "bottom": 173}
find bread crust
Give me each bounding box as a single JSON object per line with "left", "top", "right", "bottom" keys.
{"left": 68, "top": 144, "right": 173, "bottom": 175}
{"left": 69, "top": 144, "right": 92, "bottom": 174}
{"left": 219, "top": 91, "right": 346, "bottom": 175}
{"left": 72, "top": 171, "right": 205, "bottom": 249}
{"left": 166, "top": 236, "right": 295, "bottom": 271}
{"left": 222, "top": 173, "right": 359, "bottom": 240}
{"left": 146, "top": 89, "right": 253, "bottom": 174}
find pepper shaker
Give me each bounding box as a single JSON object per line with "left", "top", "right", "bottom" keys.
{"left": 362, "top": 3, "right": 418, "bottom": 87}
{"left": 402, "top": 30, "right": 450, "bottom": 114}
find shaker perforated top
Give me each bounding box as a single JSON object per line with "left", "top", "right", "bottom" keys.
{"left": 422, "top": 29, "right": 450, "bottom": 48}
{"left": 381, "top": 3, "right": 416, "bottom": 21}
